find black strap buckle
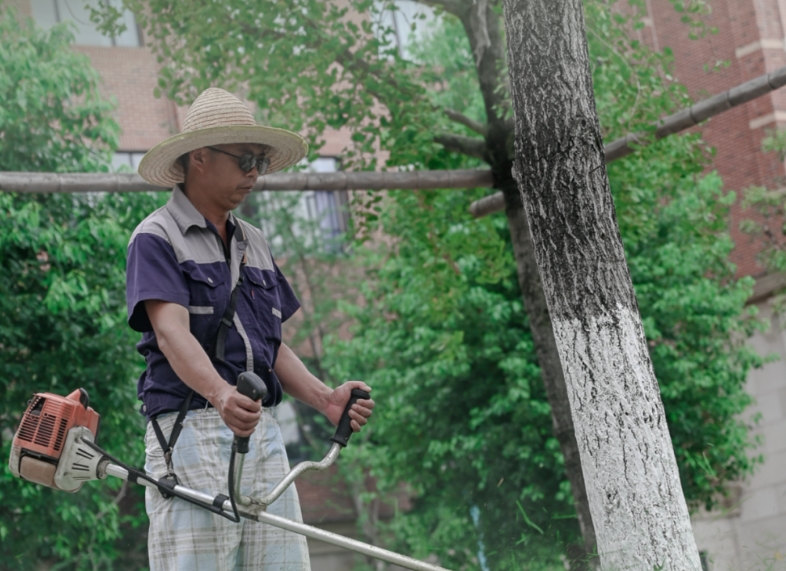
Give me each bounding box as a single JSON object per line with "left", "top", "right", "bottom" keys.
{"left": 150, "top": 391, "right": 193, "bottom": 499}
{"left": 158, "top": 473, "right": 179, "bottom": 499}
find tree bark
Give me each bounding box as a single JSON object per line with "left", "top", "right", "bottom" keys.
{"left": 501, "top": 1, "right": 702, "bottom": 569}
{"left": 457, "top": 2, "right": 598, "bottom": 567}
{"left": 500, "top": 176, "right": 598, "bottom": 568}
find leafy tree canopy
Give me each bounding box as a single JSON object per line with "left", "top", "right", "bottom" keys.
{"left": 741, "top": 129, "right": 786, "bottom": 315}
{"left": 91, "top": 0, "right": 764, "bottom": 568}
{"left": 0, "top": 9, "right": 162, "bottom": 569}
{"left": 317, "top": 9, "right": 763, "bottom": 569}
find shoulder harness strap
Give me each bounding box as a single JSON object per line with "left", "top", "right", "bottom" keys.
{"left": 213, "top": 221, "right": 248, "bottom": 363}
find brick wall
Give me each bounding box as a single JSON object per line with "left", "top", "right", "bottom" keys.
{"left": 649, "top": 0, "right": 786, "bottom": 278}
{"left": 75, "top": 46, "right": 179, "bottom": 151}
{"left": 646, "top": 5, "right": 786, "bottom": 569}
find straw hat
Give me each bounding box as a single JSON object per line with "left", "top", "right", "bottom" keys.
{"left": 138, "top": 88, "right": 308, "bottom": 187}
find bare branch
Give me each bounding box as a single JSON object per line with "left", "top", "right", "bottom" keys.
{"left": 434, "top": 133, "right": 488, "bottom": 159}
{"left": 458, "top": 0, "right": 510, "bottom": 127}
{"left": 444, "top": 108, "right": 487, "bottom": 136}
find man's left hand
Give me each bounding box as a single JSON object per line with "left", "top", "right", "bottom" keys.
{"left": 324, "top": 381, "right": 374, "bottom": 432}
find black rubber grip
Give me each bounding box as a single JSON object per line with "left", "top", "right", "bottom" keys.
{"left": 235, "top": 372, "right": 268, "bottom": 454}
{"left": 330, "top": 389, "right": 371, "bottom": 447}
{"left": 237, "top": 372, "right": 267, "bottom": 402}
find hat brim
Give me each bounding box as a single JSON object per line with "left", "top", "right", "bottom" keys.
{"left": 137, "top": 125, "right": 309, "bottom": 187}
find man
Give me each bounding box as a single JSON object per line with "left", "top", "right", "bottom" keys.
{"left": 128, "top": 87, "right": 374, "bottom": 570}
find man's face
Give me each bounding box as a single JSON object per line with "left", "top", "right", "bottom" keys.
{"left": 193, "top": 142, "right": 268, "bottom": 211}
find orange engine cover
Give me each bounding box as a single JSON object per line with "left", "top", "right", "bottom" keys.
{"left": 13, "top": 389, "right": 100, "bottom": 461}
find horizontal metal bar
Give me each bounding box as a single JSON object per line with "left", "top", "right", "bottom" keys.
{"left": 105, "top": 462, "right": 450, "bottom": 571}
{"left": 104, "top": 463, "right": 229, "bottom": 510}
{"left": 241, "top": 508, "right": 452, "bottom": 571}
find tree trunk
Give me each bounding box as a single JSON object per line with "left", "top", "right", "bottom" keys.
{"left": 500, "top": 175, "right": 597, "bottom": 569}
{"left": 457, "top": 2, "right": 598, "bottom": 566}
{"left": 501, "top": 1, "right": 702, "bottom": 569}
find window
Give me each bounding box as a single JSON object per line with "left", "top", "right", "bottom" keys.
{"left": 300, "top": 157, "right": 349, "bottom": 246}
{"left": 112, "top": 151, "right": 146, "bottom": 172}
{"left": 30, "top": 0, "right": 142, "bottom": 47}
{"left": 256, "top": 157, "right": 350, "bottom": 254}
{"left": 374, "top": 0, "right": 435, "bottom": 59}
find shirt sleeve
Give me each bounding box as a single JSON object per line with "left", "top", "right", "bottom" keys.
{"left": 273, "top": 261, "right": 301, "bottom": 323}
{"left": 126, "top": 232, "right": 190, "bottom": 332}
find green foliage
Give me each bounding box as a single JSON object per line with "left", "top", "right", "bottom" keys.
{"left": 90, "top": 0, "right": 481, "bottom": 228}
{"left": 94, "top": 0, "right": 425, "bottom": 168}
{"left": 325, "top": 183, "right": 571, "bottom": 570}
{"left": 91, "top": 0, "right": 761, "bottom": 568}
{"left": 323, "top": 7, "right": 762, "bottom": 570}
{"left": 740, "top": 129, "right": 786, "bottom": 314}
{"left": 0, "top": 8, "right": 118, "bottom": 172}
{"left": 0, "top": 192, "right": 162, "bottom": 571}
{"left": 664, "top": 0, "right": 717, "bottom": 39}
{"left": 0, "top": 9, "right": 163, "bottom": 569}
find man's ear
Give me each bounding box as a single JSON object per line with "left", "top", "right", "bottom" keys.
{"left": 189, "top": 147, "right": 209, "bottom": 174}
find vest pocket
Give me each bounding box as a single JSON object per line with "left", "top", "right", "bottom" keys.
{"left": 183, "top": 265, "right": 226, "bottom": 308}
{"left": 245, "top": 267, "right": 282, "bottom": 342}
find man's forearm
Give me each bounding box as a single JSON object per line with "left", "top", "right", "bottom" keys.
{"left": 157, "top": 326, "right": 228, "bottom": 405}
{"left": 274, "top": 343, "right": 331, "bottom": 413}
{"left": 145, "top": 300, "right": 229, "bottom": 405}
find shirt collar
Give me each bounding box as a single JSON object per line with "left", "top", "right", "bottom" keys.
{"left": 166, "top": 185, "right": 208, "bottom": 235}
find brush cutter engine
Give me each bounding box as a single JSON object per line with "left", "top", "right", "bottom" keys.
{"left": 9, "top": 388, "right": 103, "bottom": 493}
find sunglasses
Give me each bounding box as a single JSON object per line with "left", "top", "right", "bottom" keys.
{"left": 207, "top": 146, "right": 270, "bottom": 175}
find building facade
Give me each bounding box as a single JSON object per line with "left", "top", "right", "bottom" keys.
{"left": 645, "top": 1, "right": 786, "bottom": 569}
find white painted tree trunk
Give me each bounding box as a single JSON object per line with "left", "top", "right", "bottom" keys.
{"left": 501, "top": 1, "right": 702, "bottom": 569}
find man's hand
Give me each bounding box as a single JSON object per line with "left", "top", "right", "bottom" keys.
{"left": 274, "top": 343, "right": 375, "bottom": 433}
{"left": 323, "top": 381, "right": 375, "bottom": 432}
{"left": 210, "top": 384, "right": 262, "bottom": 438}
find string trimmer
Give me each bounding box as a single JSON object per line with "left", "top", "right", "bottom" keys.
{"left": 8, "top": 373, "right": 448, "bottom": 571}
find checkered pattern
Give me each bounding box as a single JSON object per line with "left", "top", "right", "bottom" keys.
{"left": 144, "top": 408, "right": 311, "bottom": 570}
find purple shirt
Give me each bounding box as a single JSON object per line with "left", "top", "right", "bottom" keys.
{"left": 126, "top": 187, "right": 300, "bottom": 419}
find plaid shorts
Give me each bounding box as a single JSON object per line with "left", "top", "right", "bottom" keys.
{"left": 144, "top": 407, "right": 311, "bottom": 571}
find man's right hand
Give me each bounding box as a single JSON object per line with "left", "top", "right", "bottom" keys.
{"left": 210, "top": 384, "right": 262, "bottom": 437}
{"left": 146, "top": 299, "right": 263, "bottom": 438}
